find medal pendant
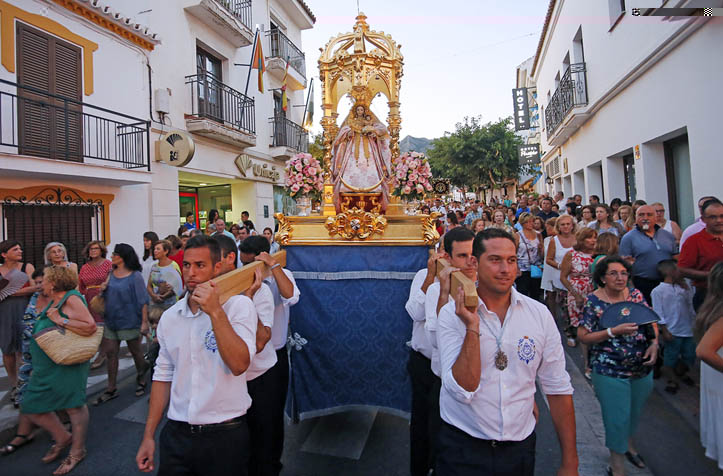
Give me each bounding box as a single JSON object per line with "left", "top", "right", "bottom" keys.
{"left": 494, "top": 350, "right": 508, "bottom": 370}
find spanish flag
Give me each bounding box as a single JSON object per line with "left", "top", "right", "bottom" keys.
{"left": 251, "top": 33, "right": 265, "bottom": 93}
{"left": 281, "top": 60, "right": 289, "bottom": 111}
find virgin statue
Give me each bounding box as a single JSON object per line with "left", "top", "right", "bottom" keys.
{"left": 330, "top": 102, "right": 392, "bottom": 212}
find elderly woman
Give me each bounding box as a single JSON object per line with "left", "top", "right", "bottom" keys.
{"left": 515, "top": 212, "right": 545, "bottom": 301}
{"left": 44, "top": 242, "right": 78, "bottom": 275}
{"left": 21, "top": 266, "right": 97, "bottom": 475}
{"left": 578, "top": 255, "right": 658, "bottom": 476}
{"left": 560, "top": 227, "right": 598, "bottom": 373}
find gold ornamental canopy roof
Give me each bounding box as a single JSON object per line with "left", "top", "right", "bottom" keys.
{"left": 318, "top": 12, "right": 404, "bottom": 113}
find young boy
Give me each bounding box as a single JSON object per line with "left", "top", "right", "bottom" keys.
{"left": 651, "top": 259, "right": 696, "bottom": 393}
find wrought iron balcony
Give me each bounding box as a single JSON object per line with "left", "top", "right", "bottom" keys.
{"left": 216, "top": 0, "right": 252, "bottom": 29}
{"left": 270, "top": 116, "right": 308, "bottom": 152}
{"left": 0, "top": 79, "right": 150, "bottom": 169}
{"left": 267, "top": 29, "right": 306, "bottom": 79}
{"left": 545, "top": 62, "right": 588, "bottom": 136}
{"left": 186, "top": 72, "right": 255, "bottom": 136}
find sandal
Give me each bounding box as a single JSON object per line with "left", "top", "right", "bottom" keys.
{"left": 90, "top": 354, "right": 106, "bottom": 370}
{"left": 135, "top": 381, "right": 147, "bottom": 397}
{"left": 93, "top": 388, "right": 118, "bottom": 406}
{"left": 41, "top": 435, "right": 72, "bottom": 464}
{"left": 625, "top": 451, "right": 646, "bottom": 468}
{"left": 53, "top": 449, "right": 86, "bottom": 475}
{"left": 0, "top": 434, "right": 34, "bottom": 455}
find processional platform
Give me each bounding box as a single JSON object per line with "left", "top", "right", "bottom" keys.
{"left": 278, "top": 210, "right": 438, "bottom": 420}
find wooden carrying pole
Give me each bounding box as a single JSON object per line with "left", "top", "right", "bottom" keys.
{"left": 435, "top": 257, "right": 478, "bottom": 309}
{"left": 210, "top": 251, "right": 287, "bottom": 304}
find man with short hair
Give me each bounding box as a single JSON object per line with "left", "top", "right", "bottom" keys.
{"left": 680, "top": 196, "right": 719, "bottom": 248}
{"left": 589, "top": 195, "right": 600, "bottom": 206}
{"left": 463, "top": 201, "right": 483, "bottom": 228}
{"left": 214, "top": 218, "right": 235, "bottom": 239}
{"left": 183, "top": 212, "right": 196, "bottom": 230}
{"left": 239, "top": 236, "right": 299, "bottom": 475}
{"left": 620, "top": 205, "right": 677, "bottom": 304}
{"left": 555, "top": 191, "right": 566, "bottom": 210}
{"left": 435, "top": 228, "right": 578, "bottom": 475}
{"left": 136, "top": 235, "right": 257, "bottom": 475}
{"left": 678, "top": 199, "right": 723, "bottom": 310}
{"left": 537, "top": 197, "right": 559, "bottom": 221}
{"left": 237, "top": 226, "right": 250, "bottom": 243}
{"left": 241, "top": 211, "right": 250, "bottom": 223}
{"left": 573, "top": 194, "right": 582, "bottom": 206}
{"left": 515, "top": 195, "right": 531, "bottom": 219}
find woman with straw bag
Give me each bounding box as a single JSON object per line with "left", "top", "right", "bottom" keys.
{"left": 21, "top": 266, "right": 97, "bottom": 475}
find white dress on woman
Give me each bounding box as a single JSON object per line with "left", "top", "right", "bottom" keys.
{"left": 551, "top": 235, "right": 574, "bottom": 291}
{"left": 541, "top": 236, "right": 555, "bottom": 292}
{"left": 700, "top": 348, "right": 723, "bottom": 470}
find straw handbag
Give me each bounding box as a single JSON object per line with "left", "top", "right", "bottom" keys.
{"left": 88, "top": 294, "right": 105, "bottom": 318}
{"left": 34, "top": 323, "right": 104, "bottom": 366}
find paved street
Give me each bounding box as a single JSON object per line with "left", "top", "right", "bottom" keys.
{"left": 2, "top": 338, "right": 720, "bottom": 476}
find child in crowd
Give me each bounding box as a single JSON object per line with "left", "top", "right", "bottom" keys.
{"left": 651, "top": 259, "right": 696, "bottom": 393}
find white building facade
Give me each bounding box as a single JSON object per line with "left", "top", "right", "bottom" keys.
{"left": 532, "top": 0, "right": 723, "bottom": 228}
{"left": 0, "top": 0, "right": 314, "bottom": 268}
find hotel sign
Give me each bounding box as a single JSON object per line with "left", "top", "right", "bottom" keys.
{"left": 235, "top": 154, "right": 280, "bottom": 182}
{"left": 512, "top": 88, "right": 530, "bottom": 131}
{"left": 518, "top": 144, "right": 540, "bottom": 165}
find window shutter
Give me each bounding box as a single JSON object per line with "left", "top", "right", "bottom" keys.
{"left": 17, "top": 23, "right": 83, "bottom": 161}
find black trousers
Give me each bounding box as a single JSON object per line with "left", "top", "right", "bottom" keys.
{"left": 408, "top": 349, "right": 442, "bottom": 476}
{"left": 435, "top": 421, "right": 536, "bottom": 476}
{"left": 515, "top": 271, "right": 542, "bottom": 302}
{"left": 247, "top": 371, "right": 274, "bottom": 476}
{"left": 693, "top": 287, "right": 707, "bottom": 312}
{"left": 158, "top": 417, "right": 249, "bottom": 476}
{"left": 267, "top": 346, "right": 289, "bottom": 476}
{"left": 632, "top": 276, "right": 660, "bottom": 306}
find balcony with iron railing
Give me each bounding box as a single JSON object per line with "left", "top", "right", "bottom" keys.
{"left": 185, "top": 72, "right": 256, "bottom": 147}
{"left": 266, "top": 29, "right": 307, "bottom": 89}
{"left": 544, "top": 62, "right": 588, "bottom": 145}
{"left": 185, "top": 0, "right": 253, "bottom": 47}
{"left": 269, "top": 115, "right": 309, "bottom": 157}
{"left": 0, "top": 79, "right": 150, "bottom": 170}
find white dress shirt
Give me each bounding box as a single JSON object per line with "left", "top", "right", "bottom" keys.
{"left": 437, "top": 288, "right": 572, "bottom": 441}
{"left": 405, "top": 269, "right": 434, "bottom": 361}
{"left": 246, "top": 283, "right": 277, "bottom": 380}
{"left": 154, "top": 294, "right": 258, "bottom": 425}
{"left": 651, "top": 282, "right": 695, "bottom": 337}
{"left": 423, "top": 281, "right": 454, "bottom": 377}
{"left": 265, "top": 268, "right": 300, "bottom": 350}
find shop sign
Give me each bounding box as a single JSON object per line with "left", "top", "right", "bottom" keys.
{"left": 518, "top": 144, "right": 540, "bottom": 165}
{"left": 157, "top": 130, "right": 195, "bottom": 167}
{"left": 235, "top": 154, "right": 280, "bottom": 182}
{"left": 512, "top": 88, "right": 530, "bottom": 131}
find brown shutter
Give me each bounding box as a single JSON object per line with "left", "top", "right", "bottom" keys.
{"left": 17, "top": 23, "right": 82, "bottom": 161}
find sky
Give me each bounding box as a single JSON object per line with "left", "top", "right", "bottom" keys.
{"left": 301, "top": 0, "right": 550, "bottom": 140}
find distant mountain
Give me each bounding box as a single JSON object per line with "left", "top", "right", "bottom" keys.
{"left": 399, "top": 135, "right": 433, "bottom": 155}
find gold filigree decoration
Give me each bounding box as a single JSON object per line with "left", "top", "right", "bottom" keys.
{"left": 274, "top": 213, "right": 292, "bottom": 245}
{"left": 422, "top": 212, "right": 442, "bottom": 246}
{"left": 325, "top": 207, "right": 387, "bottom": 240}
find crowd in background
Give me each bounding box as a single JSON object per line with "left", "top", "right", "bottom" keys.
{"left": 0, "top": 210, "right": 284, "bottom": 475}
{"left": 419, "top": 191, "right": 723, "bottom": 475}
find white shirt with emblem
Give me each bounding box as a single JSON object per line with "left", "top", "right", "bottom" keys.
{"left": 437, "top": 288, "right": 572, "bottom": 441}
{"left": 246, "top": 283, "right": 277, "bottom": 381}
{"left": 265, "top": 268, "right": 300, "bottom": 351}
{"left": 153, "top": 294, "right": 258, "bottom": 425}
{"left": 405, "top": 269, "right": 435, "bottom": 361}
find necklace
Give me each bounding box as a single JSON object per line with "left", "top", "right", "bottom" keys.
{"left": 479, "top": 310, "right": 512, "bottom": 371}
{"left": 601, "top": 286, "right": 626, "bottom": 303}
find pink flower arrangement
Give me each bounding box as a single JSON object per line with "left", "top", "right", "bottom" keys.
{"left": 284, "top": 153, "right": 324, "bottom": 200}
{"left": 392, "top": 151, "right": 434, "bottom": 201}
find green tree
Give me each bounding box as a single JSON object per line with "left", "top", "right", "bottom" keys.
{"left": 308, "top": 133, "right": 324, "bottom": 163}
{"left": 427, "top": 116, "right": 529, "bottom": 192}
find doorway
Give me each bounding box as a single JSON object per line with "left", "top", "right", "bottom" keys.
{"left": 664, "top": 134, "right": 694, "bottom": 228}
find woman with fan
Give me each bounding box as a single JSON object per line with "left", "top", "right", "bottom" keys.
{"left": 21, "top": 265, "right": 97, "bottom": 475}
{"left": 578, "top": 255, "right": 659, "bottom": 476}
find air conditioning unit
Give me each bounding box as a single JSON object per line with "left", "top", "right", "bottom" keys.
{"left": 154, "top": 88, "right": 170, "bottom": 114}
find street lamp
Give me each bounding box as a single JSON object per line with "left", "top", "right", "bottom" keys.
{"left": 545, "top": 176, "right": 554, "bottom": 185}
